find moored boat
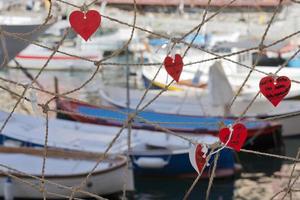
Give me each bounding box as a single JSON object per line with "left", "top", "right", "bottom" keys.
{"left": 131, "top": 143, "right": 238, "bottom": 178}
{"left": 0, "top": 146, "right": 134, "bottom": 199}
{"left": 142, "top": 39, "right": 300, "bottom": 99}
{"left": 57, "top": 98, "right": 282, "bottom": 150}
{"left": 0, "top": 110, "right": 239, "bottom": 178}
{"left": 99, "top": 85, "right": 300, "bottom": 137}
{"left": 9, "top": 20, "right": 138, "bottom": 70}
{"left": 142, "top": 60, "right": 300, "bottom": 100}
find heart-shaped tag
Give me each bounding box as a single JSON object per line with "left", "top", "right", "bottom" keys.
{"left": 219, "top": 123, "right": 247, "bottom": 152}
{"left": 259, "top": 75, "right": 291, "bottom": 107}
{"left": 164, "top": 54, "right": 183, "bottom": 82}
{"left": 189, "top": 144, "right": 207, "bottom": 174}
{"left": 69, "top": 10, "right": 101, "bottom": 41}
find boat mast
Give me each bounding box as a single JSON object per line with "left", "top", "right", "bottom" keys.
{"left": 126, "top": 47, "right": 130, "bottom": 111}
{"left": 125, "top": 46, "right": 132, "bottom": 155}
{"left": 179, "top": 0, "right": 185, "bottom": 15}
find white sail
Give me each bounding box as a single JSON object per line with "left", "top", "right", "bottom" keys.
{"left": 208, "top": 61, "right": 234, "bottom": 107}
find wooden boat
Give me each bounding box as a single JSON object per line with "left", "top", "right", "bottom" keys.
{"left": 9, "top": 21, "right": 136, "bottom": 70}
{"left": 130, "top": 141, "right": 239, "bottom": 178}
{"left": 99, "top": 85, "right": 300, "bottom": 137}
{"left": 0, "top": 146, "right": 134, "bottom": 199}
{"left": 102, "top": 49, "right": 300, "bottom": 138}
{"left": 142, "top": 60, "right": 300, "bottom": 99}
{"left": 142, "top": 41, "right": 300, "bottom": 99}
{"left": 10, "top": 42, "right": 101, "bottom": 70}
{"left": 0, "top": 111, "right": 239, "bottom": 178}
{"left": 57, "top": 98, "right": 282, "bottom": 150}
{"left": 0, "top": 110, "right": 131, "bottom": 154}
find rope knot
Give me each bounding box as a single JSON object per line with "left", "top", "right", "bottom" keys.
{"left": 94, "top": 61, "right": 101, "bottom": 66}
{"left": 163, "top": 86, "right": 169, "bottom": 91}
{"left": 171, "top": 37, "right": 180, "bottom": 44}
{"left": 268, "top": 73, "right": 278, "bottom": 81}
{"left": 41, "top": 104, "right": 49, "bottom": 114}
{"left": 80, "top": 3, "right": 89, "bottom": 13}
{"left": 127, "top": 113, "right": 136, "bottom": 125}
{"left": 258, "top": 44, "right": 266, "bottom": 51}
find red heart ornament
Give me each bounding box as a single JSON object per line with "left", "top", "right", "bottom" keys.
{"left": 69, "top": 10, "right": 101, "bottom": 41}
{"left": 195, "top": 145, "right": 206, "bottom": 173}
{"left": 189, "top": 144, "right": 207, "bottom": 174}
{"left": 259, "top": 76, "right": 291, "bottom": 107}
{"left": 219, "top": 123, "right": 247, "bottom": 151}
{"left": 164, "top": 54, "right": 183, "bottom": 82}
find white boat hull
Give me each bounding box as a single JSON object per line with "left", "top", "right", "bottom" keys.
{"left": 9, "top": 22, "right": 137, "bottom": 70}
{"left": 0, "top": 166, "right": 132, "bottom": 198}
{"left": 268, "top": 113, "right": 300, "bottom": 137}
{"left": 0, "top": 148, "right": 134, "bottom": 199}
{"left": 10, "top": 45, "right": 101, "bottom": 70}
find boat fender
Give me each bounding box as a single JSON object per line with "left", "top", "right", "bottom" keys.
{"left": 134, "top": 157, "right": 168, "bottom": 169}
{"left": 4, "top": 177, "right": 13, "bottom": 200}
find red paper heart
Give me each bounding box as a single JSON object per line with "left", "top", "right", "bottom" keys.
{"left": 69, "top": 10, "right": 101, "bottom": 41}
{"left": 219, "top": 123, "right": 247, "bottom": 151}
{"left": 164, "top": 54, "right": 183, "bottom": 82}
{"left": 259, "top": 76, "right": 291, "bottom": 107}
{"left": 189, "top": 144, "right": 207, "bottom": 174}
{"left": 195, "top": 144, "right": 206, "bottom": 172}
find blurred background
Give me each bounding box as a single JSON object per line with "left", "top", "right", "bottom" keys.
{"left": 0, "top": 0, "right": 299, "bottom": 199}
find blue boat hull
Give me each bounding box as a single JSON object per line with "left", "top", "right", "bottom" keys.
{"left": 59, "top": 100, "right": 272, "bottom": 132}
{"left": 131, "top": 148, "right": 236, "bottom": 178}
{"left": 57, "top": 99, "right": 283, "bottom": 150}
